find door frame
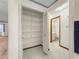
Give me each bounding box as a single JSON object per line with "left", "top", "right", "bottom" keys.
{"left": 50, "top": 16, "right": 61, "bottom": 44}
{"left": 50, "top": 16, "right": 69, "bottom": 50}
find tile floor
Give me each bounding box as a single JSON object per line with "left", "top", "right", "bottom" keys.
{"left": 74, "top": 53, "right": 79, "bottom": 59}
{"left": 23, "top": 40, "right": 70, "bottom": 59}
{"left": 49, "top": 40, "right": 70, "bottom": 59}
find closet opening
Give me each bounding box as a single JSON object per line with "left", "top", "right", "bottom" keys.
{"left": 22, "top": 7, "right": 47, "bottom": 59}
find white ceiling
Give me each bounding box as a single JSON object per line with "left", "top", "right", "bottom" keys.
{"left": 47, "top": 0, "right": 69, "bottom": 11}
{"left": 30, "top": 0, "right": 58, "bottom": 8}
{"left": 0, "top": 0, "right": 8, "bottom": 22}
{"left": 0, "top": 0, "right": 68, "bottom": 22}
{"left": 23, "top": 0, "right": 47, "bottom": 12}
{"left": 23, "top": 0, "right": 68, "bottom": 12}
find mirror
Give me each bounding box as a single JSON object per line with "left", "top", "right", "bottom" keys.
{"left": 49, "top": 16, "right": 70, "bottom": 59}
{"left": 22, "top": 1, "right": 70, "bottom": 59}
{"left": 0, "top": 0, "right": 8, "bottom": 59}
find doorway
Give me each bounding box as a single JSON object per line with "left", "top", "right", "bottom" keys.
{"left": 50, "top": 16, "right": 69, "bottom": 50}
{"left": 50, "top": 16, "right": 61, "bottom": 45}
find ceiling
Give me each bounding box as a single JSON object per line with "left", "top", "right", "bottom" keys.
{"left": 0, "top": 0, "right": 68, "bottom": 22}
{"left": 0, "top": 0, "right": 8, "bottom": 21}
{"left": 0, "top": 0, "right": 8, "bottom": 14}
{"left": 30, "top": 0, "right": 58, "bottom": 8}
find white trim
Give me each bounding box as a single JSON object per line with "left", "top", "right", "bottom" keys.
{"left": 8, "top": 0, "right": 22, "bottom": 59}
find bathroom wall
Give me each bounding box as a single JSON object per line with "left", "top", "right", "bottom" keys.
{"left": 53, "top": 18, "right": 59, "bottom": 39}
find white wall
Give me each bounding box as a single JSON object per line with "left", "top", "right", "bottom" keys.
{"left": 48, "top": 5, "right": 69, "bottom": 48}
{"left": 69, "top": 0, "right": 79, "bottom": 59}
{"left": 8, "top": 0, "right": 22, "bottom": 59}
{"left": 22, "top": 8, "right": 43, "bottom": 48}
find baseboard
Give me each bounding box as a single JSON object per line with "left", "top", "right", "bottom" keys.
{"left": 23, "top": 44, "right": 43, "bottom": 50}
{"left": 23, "top": 40, "right": 42, "bottom": 48}
{"left": 59, "top": 44, "right": 69, "bottom": 51}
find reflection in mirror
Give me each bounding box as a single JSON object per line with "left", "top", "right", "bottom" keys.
{"left": 22, "top": 1, "right": 70, "bottom": 59}
{"left": 49, "top": 16, "right": 69, "bottom": 59}
{"left": 0, "top": 0, "right": 8, "bottom": 59}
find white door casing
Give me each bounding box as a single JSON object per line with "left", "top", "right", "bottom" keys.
{"left": 8, "top": 0, "right": 22, "bottom": 59}
{"left": 42, "top": 12, "right": 49, "bottom": 54}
